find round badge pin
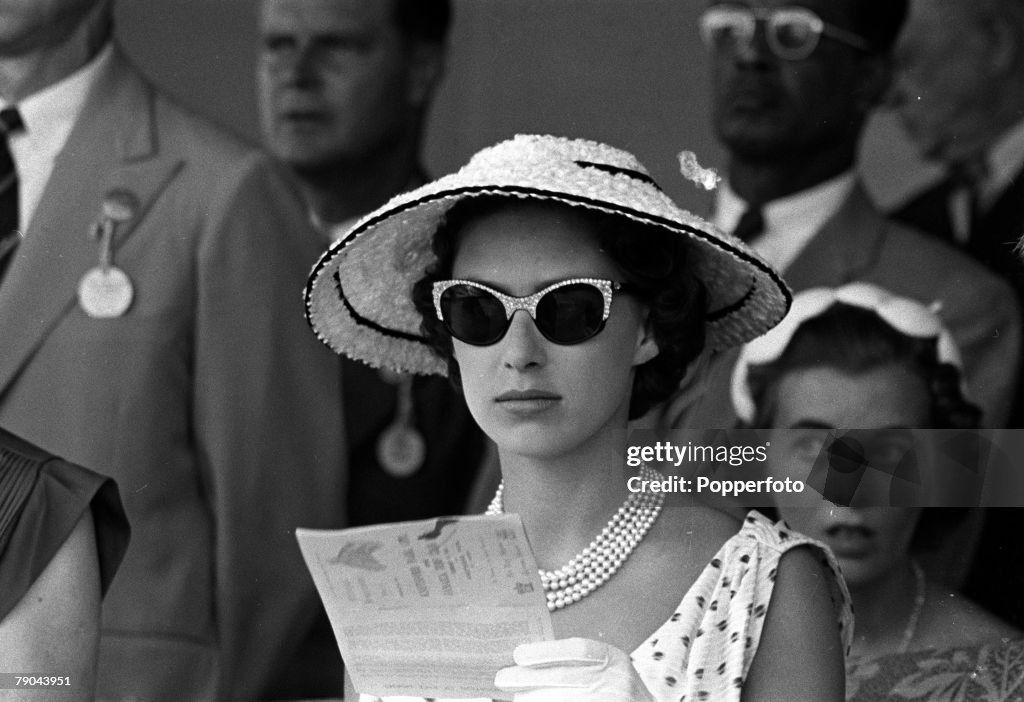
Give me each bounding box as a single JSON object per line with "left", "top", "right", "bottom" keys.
{"left": 376, "top": 424, "right": 427, "bottom": 478}
{"left": 78, "top": 266, "right": 134, "bottom": 318}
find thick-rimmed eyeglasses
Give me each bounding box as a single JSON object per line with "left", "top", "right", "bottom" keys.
{"left": 432, "top": 278, "right": 630, "bottom": 346}
{"left": 700, "top": 5, "right": 870, "bottom": 61}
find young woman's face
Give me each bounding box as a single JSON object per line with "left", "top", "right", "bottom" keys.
{"left": 766, "top": 363, "right": 931, "bottom": 589}
{"left": 447, "top": 201, "right": 658, "bottom": 460}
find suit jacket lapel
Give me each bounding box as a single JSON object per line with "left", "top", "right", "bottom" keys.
{"left": 783, "top": 181, "right": 887, "bottom": 290}
{"left": 0, "top": 47, "right": 182, "bottom": 396}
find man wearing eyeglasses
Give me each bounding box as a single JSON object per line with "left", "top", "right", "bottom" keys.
{"left": 660, "top": 0, "right": 1021, "bottom": 432}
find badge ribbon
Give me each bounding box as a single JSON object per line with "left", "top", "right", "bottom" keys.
{"left": 78, "top": 190, "right": 138, "bottom": 319}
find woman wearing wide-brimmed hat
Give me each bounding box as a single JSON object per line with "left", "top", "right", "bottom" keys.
{"left": 306, "top": 134, "right": 852, "bottom": 701}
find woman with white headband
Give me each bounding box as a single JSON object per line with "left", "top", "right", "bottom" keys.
{"left": 732, "top": 281, "right": 1022, "bottom": 700}
{"left": 306, "top": 135, "right": 852, "bottom": 701}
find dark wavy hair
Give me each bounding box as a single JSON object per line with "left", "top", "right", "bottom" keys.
{"left": 410, "top": 195, "right": 708, "bottom": 420}
{"left": 744, "top": 302, "right": 977, "bottom": 548}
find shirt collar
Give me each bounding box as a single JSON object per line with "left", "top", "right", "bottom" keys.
{"left": 4, "top": 42, "right": 114, "bottom": 145}
{"left": 1, "top": 43, "right": 114, "bottom": 233}
{"left": 714, "top": 171, "right": 857, "bottom": 273}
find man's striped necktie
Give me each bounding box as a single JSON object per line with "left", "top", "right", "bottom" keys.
{"left": 0, "top": 107, "right": 25, "bottom": 285}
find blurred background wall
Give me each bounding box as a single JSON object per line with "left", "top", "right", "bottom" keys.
{"left": 115, "top": 0, "right": 941, "bottom": 214}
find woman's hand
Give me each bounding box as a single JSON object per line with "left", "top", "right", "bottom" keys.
{"left": 494, "top": 638, "right": 655, "bottom": 702}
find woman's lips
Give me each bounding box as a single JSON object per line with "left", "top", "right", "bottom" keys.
{"left": 494, "top": 390, "right": 561, "bottom": 415}
{"left": 823, "top": 524, "right": 876, "bottom": 558}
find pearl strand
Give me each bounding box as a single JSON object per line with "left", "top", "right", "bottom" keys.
{"left": 485, "top": 463, "right": 665, "bottom": 611}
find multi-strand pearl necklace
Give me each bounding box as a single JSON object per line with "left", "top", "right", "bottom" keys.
{"left": 485, "top": 463, "right": 665, "bottom": 611}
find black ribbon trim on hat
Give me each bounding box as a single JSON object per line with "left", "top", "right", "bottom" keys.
{"left": 574, "top": 161, "right": 662, "bottom": 190}
{"left": 334, "top": 270, "right": 427, "bottom": 344}
{"left": 706, "top": 277, "right": 757, "bottom": 322}
{"left": 305, "top": 183, "right": 791, "bottom": 338}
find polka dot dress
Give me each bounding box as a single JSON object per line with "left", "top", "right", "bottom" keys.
{"left": 360, "top": 511, "right": 852, "bottom": 702}
{"left": 630, "top": 510, "right": 853, "bottom": 701}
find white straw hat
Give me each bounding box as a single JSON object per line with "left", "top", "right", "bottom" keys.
{"left": 305, "top": 134, "right": 791, "bottom": 375}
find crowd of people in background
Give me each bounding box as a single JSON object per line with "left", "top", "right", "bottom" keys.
{"left": 1, "top": 0, "right": 1023, "bottom": 700}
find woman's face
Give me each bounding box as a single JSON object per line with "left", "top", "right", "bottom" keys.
{"left": 766, "top": 363, "right": 931, "bottom": 589}
{"left": 447, "top": 201, "right": 658, "bottom": 460}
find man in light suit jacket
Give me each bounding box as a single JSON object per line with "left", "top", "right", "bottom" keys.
{"left": 669, "top": 0, "right": 1021, "bottom": 433}
{"left": 0, "top": 1, "right": 346, "bottom": 699}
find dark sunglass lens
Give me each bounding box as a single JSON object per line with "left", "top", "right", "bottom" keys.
{"left": 440, "top": 285, "right": 508, "bottom": 345}
{"left": 535, "top": 284, "right": 606, "bottom": 344}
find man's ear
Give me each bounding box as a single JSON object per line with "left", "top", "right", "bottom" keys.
{"left": 633, "top": 321, "right": 660, "bottom": 367}
{"left": 407, "top": 42, "right": 446, "bottom": 108}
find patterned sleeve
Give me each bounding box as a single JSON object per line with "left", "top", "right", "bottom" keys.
{"left": 748, "top": 514, "right": 855, "bottom": 657}
{"left": 633, "top": 511, "right": 852, "bottom": 702}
